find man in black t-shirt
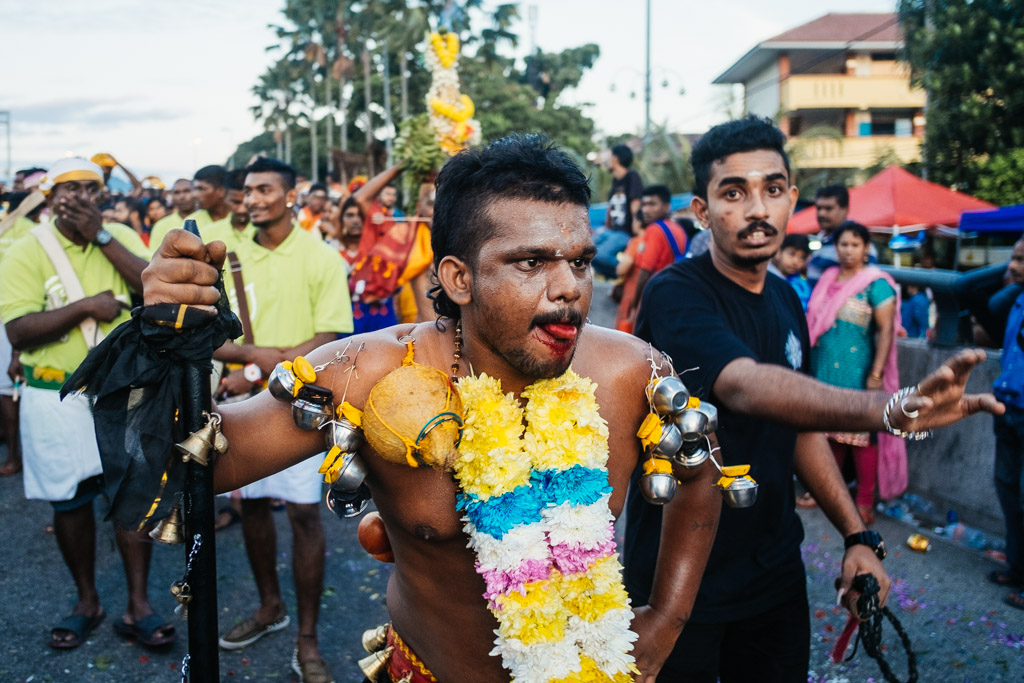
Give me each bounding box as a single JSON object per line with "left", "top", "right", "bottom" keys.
{"left": 624, "top": 115, "right": 1004, "bottom": 682}
{"left": 593, "top": 144, "right": 643, "bottom": 278}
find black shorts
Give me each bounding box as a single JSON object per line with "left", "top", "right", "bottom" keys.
{"left": 51, "top": 475, "right": 105, "bottom": 512}
{"left": 658, "top": 587, "right": 810, "bottom": 683}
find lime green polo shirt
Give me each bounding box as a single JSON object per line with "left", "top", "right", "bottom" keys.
{"left": 224, "top": 226, "right": 353, "bottom": 348}
{"left": 0, "top": 222, "right": 150, "bottom": 375}
{"left": 0, "top": 216, "right": 37, "bottom": 260}
{"left": 149, "top": 211, "right": 192, "bottom": 250}
{"left": 203, "top": 216, "right": 257, "bottom": 253}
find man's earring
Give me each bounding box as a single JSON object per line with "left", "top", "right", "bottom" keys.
{"left": 286, "top": 202, "right": 294, "bottom": 208}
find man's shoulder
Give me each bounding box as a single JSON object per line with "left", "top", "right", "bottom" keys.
{"left": 0, "top": 226, "right": 45, "bottom": 267}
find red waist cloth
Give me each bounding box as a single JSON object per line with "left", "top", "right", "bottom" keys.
{"left": 386, "top": 625, "right": 438, "bottom": 683}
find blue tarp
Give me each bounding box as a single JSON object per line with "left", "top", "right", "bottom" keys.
{"left": 589, "top": 193, "right": 693, "bottom": 228}
{"left": 959, "top": 204, "right": 1024, "bottom": 234}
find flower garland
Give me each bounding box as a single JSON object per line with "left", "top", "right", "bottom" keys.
{"left": 453, "top": 370, "right": 638, "bottom": 682}
{"left": 424, "top": 31, "right": 481, "bottom": 155}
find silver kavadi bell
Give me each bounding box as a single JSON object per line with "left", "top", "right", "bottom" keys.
{"left": 652, "top": 422, "right": 684, "bottom": 457}
{"left": 648, "top": 376, "right": 690, "bottom": 416}
{"left": 675, "top": 409, "right": 709, "bottom": 442}
{"left": 292, "top": 399, "right": 334, "bottom": 431}
{"left": 720, "top": 476, "right": 758, "bottom": 508}
{"left": 672, "top": 440, "right": 710, "bottom": 468}
{"left": 332, "top": 452, "right": 369, "bottom": 492}
{"left": 326, "top": 482, "right": 372, "bottom": 518}
{"left": 639, "top": 472, "right": 678, "bottom": 504}
{"left": 694, "top": 401, "right": 719, "bottom": 433}
{"left": 268, "top": 362, "right": 298, "bottom": 401}
{"left": 327, "top": 417, "right": 364, "bottom": 452}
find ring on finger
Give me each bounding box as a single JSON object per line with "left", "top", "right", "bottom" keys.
{"left": 900, "top": 397, "right": 919, "bottom": 420}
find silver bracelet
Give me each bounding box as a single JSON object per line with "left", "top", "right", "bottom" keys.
{"left": 882, "top": 387, "right": 931, "bottom": 440}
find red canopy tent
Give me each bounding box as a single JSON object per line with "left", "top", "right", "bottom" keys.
{"left": 786, "top": 165, "right": 995, "bottom": 234}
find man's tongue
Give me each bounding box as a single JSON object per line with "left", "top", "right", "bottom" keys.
{"left": 540, "top": 323, "right": 578, "bottom": 341}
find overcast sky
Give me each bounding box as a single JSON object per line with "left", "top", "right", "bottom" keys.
{"left": 2, "top": 0, "right": 895, "bottom": 183}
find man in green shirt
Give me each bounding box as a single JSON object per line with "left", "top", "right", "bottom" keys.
{"left": 149, "top": 178, "right": 196, "bottom": 247}
{"left": 185, "top": 164, "right": 231, "bottom": 231}
{"left": 211, "top": 158, "right": 352, "bottom": 682}
{"left": 0, "top": 158, "right": 175, "bottom": 651}
{"left": 203, "top": 168, "right": 257, "bottom": 251}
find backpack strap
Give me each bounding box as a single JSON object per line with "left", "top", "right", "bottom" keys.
{"left": 226, "top": 251, "right": 254, "bottom": 345}
{"left": 30, "top": 222, "right": 105, "bottom": 349}
{"left": 655, "top": 220, "right": 684, "bottom": 262}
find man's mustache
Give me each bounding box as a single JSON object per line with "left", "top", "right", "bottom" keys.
{"left": 531, "top": 308, "right": 584, "bottom": 328}
{"left": 737, "top": 221, "right": 778, "bottom": 240}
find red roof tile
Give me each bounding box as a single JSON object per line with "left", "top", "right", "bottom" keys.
{"left": 767, "top": 13, "right": 902, "bottom": 44}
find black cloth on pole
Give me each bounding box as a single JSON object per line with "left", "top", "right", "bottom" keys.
{"left": 62, "top": 282, "right": 242, "bottom": 527}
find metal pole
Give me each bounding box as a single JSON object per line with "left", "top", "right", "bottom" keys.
{"left": 0, "top": 111, "right": 10, "bottom": 185}
{"left": 383, "top": 41, "right": 393, "bottom": 168}
{"left": 644, "top": 0, "right": 652, "bottom": 143}
{"left": 181, "top": 219, "right": 218, "bottom": 681}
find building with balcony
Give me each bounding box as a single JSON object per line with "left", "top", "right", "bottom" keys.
{"left": 713, "top": 13, "right": 925, "bottom": 172}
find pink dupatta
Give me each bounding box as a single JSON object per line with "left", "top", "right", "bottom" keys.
{"left": 807, "top": 266, "right": 908, "bottom": 500}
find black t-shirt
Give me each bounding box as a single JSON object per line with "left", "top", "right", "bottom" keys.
{"left": 624, "top": 251, "right": 810, "bottom": 623}
{"left": 607, "top": 170, "right": 643, "bottom": 234}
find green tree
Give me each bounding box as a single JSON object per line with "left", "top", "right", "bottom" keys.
{"left": 973, "top": 148, "right": 1024, "bottom": 205}
{"left": 898, "top": 0, "right": 1024, "bottom": 190}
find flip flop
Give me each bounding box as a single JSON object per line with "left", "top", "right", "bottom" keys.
{"left": 0, "top": 459, "right": 22, "bottom": 476}
{"left": 219, "top": 612, "right": 290, "bottom": 650}
{"left": 988, "top": 569, "right": 1024, "bottom": 587}
{"left": 1003, "top": 592, "right": 1024, "bottom": 610}
{"left": 113, "top": 613, "right": 177, "bottom": 648}
{"left": 795, "top": 492, "right": 818, "bottom": 509}
{"left": 214, "top": 505, "right": 241, "bottom": 531}
{"left": 49, "top": 610, "right": 105, "bottom": 649}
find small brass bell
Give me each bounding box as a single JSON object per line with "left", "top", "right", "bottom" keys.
{"left": 362, "top": 624, "right": 388, "bottom": 653}
{"left": 149, "top": 504, "right": 185, "bottom": 544}
{"left": 357, "top": 646, "right": 393, "bottom": 681}
{"left": 174, "top": 602, "right": 189, "bottom": 620}
{"left": 213, "top": 429, "right": 229, "bottom": 455}
{"left": 175, "top": 423, "right": 216, "bottom": 466}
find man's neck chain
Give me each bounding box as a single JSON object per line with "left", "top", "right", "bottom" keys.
{"left": 451, "top": 318, "right": 462, "bottom": 383}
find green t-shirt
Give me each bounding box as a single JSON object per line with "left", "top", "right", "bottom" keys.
{"left": 203, "top": 216, "right": 257, "bottom": 253}
{"left": 0, "top": 216, "right": 37, "bottom": 261}
{"left": 0, "top": 222, "right": 150, "bottom": 375}
{"left": 149, "top": 211, "right": 192, "bottom": 250}
{"left": 224, "top": 226, "right": 353, "bottom": 347}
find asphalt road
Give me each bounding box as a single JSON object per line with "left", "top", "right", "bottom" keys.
{"left": 1, "top": 281, "right": 1022, "bottom": 681}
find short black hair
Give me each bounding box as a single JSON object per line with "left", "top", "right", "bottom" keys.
{"left": 611, "top": 144, "right": 633, "bottom": 168}
{"left": 226, "top": 168, "right": 247, "bottom": 192}
{"left": 833, "top": 221, "right": 871, "bottom": 246}
{"left": 193, "top": 165, "right": 228, "bottom": 188}
{"left": 815, "top": 184, "right": 849, "bottom": 208}
{"left": 245, "top": 157, "right": 297, "bottom": 190}
{"left": 691, "top": 115, "right": 790, "bottom": 200}
{"left": 642, "top": 184, "right": 671, "bottom": 205}
{"left": 309, "top": 182, "right": 328, "bottom": 195}
{"left": 341, "top": 196, "right": 361, "bottom": 216}
{"left": 16, "top": 167, "right": 46, "bottom": 177}
{"left": 430, "top": 133, "right": 591, "bottom": 320}
{"left": 780, "top": 233, "right": 810, "bottom": 255}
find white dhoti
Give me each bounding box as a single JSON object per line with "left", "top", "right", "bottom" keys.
{"left": 20, "top": 386, "right": 103, "bottom": 501}
{"left": 240, "top": 453, "right": 324, "bottom": 505}
{"left": 0, "top": 324, "right": 13, "bottom": 396}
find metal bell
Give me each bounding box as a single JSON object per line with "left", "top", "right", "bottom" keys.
{"left": 327, "top": 417, "right": 364, "bottom": 452}
{"left": 149, "top": 504, "right": 185, "bottom": 544}
{"left": 648, "top": 376, "right": 690, "bottom": 416}
{"left": 174, "top": 602, "right": 189, "bottom": 620}
{"left": 357, "top": 646, "right": 393, "bottom": 681}
{"left": 326, "top": 482, "right": 371, "bottom": 518}
{"left": 652, "top": 423, "right": 683, "bottom": 457}
{"left": 268, "top": 362, "right": 298, "bottom": 401}
{"left": 639, "top": 472, "right": 677, "bottom": 504}
{"left": 672, "top": 441, "right": 710, "bottom": 468}
{"left": 292, "top": 399, "right": 333, "bottom": 432}
{"left": 333, "top": 452, "right": 369, "bottom": 492}
{"left": 213, "top": 429, "right": 229, "bottom": 455}
{"left": 362, "top": 624, "right": 389, "bottom": 653}
{"left": 694, "top": 401, "right": 718, "bottom": 433}
{"left": 720, "top": 476, "right": 758, "bottom": 508}
{"left": 675, "top": 409, "right": 709, "bottom": 442}
{"left": 175, "top": 423, "right": 216, "bottom": 466}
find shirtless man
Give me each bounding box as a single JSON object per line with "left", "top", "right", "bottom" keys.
{"left": 144, "top": 135, "right": 721, "bottom": 681}
{"left": 142, "top": 134, "right": 997, "bottom": 681}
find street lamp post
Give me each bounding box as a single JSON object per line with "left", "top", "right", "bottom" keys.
{"left": 0, "top": 111, "right": 10, "bottom": 185}
{"left": 644, "top": 0, "right": 652, "bottom": 143}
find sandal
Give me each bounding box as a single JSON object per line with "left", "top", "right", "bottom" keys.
{"left": 795, "top": 492, "right": 818, "bottom": 509}
{"left": 988, "top": 569, "right": 1024, "bottom": 587}
{"left": 214, "top": 505, "right": 241, "bottom": 531}
{"left": 113, "top": 612, "right": 177, "bottom": 648}
{"left": 218, "top": 611, "right": 290, "bottom": 650}
{"left": 1003, "top": 592, "right": 1024, "bottom": 610}
{"left": 0, "top": 459, "right": 21, "bottom": 477}
{"left": 49, "top": 609, "right": 105, "bottom": 649}
{"left": 292, "top": 648, "right": 335, "bottom": 683}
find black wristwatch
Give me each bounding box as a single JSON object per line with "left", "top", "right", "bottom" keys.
{"left": 93, "top": 228, "right": 113, "bottom": 246}
{"left": 844, "top": 530, "right": 886, "bottom": 560}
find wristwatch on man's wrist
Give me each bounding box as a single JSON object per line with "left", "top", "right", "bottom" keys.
{"left": 844, "top": 530, "right": 886, "bottom": 560}
{"left": 93, "top": 228, "right": 113, "bottom": 246}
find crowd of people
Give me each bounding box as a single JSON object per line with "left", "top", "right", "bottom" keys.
{"left": 0, "top": 116, "right": 1011, "bottom": 683}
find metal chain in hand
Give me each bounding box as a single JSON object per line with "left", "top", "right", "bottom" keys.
{"left": 846, "top": 574, "right": 918, "bottom": 683}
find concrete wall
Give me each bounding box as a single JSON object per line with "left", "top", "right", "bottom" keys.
{"left": 898, "top": 338, "right": 1005, "bottom": 535}
{"left": 745, "top": 62, "right": 779, "bottom": 119}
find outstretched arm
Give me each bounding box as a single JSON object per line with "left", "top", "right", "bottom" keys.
{"left": 713, "top": 349, "right": 1003, "bottom": 434}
